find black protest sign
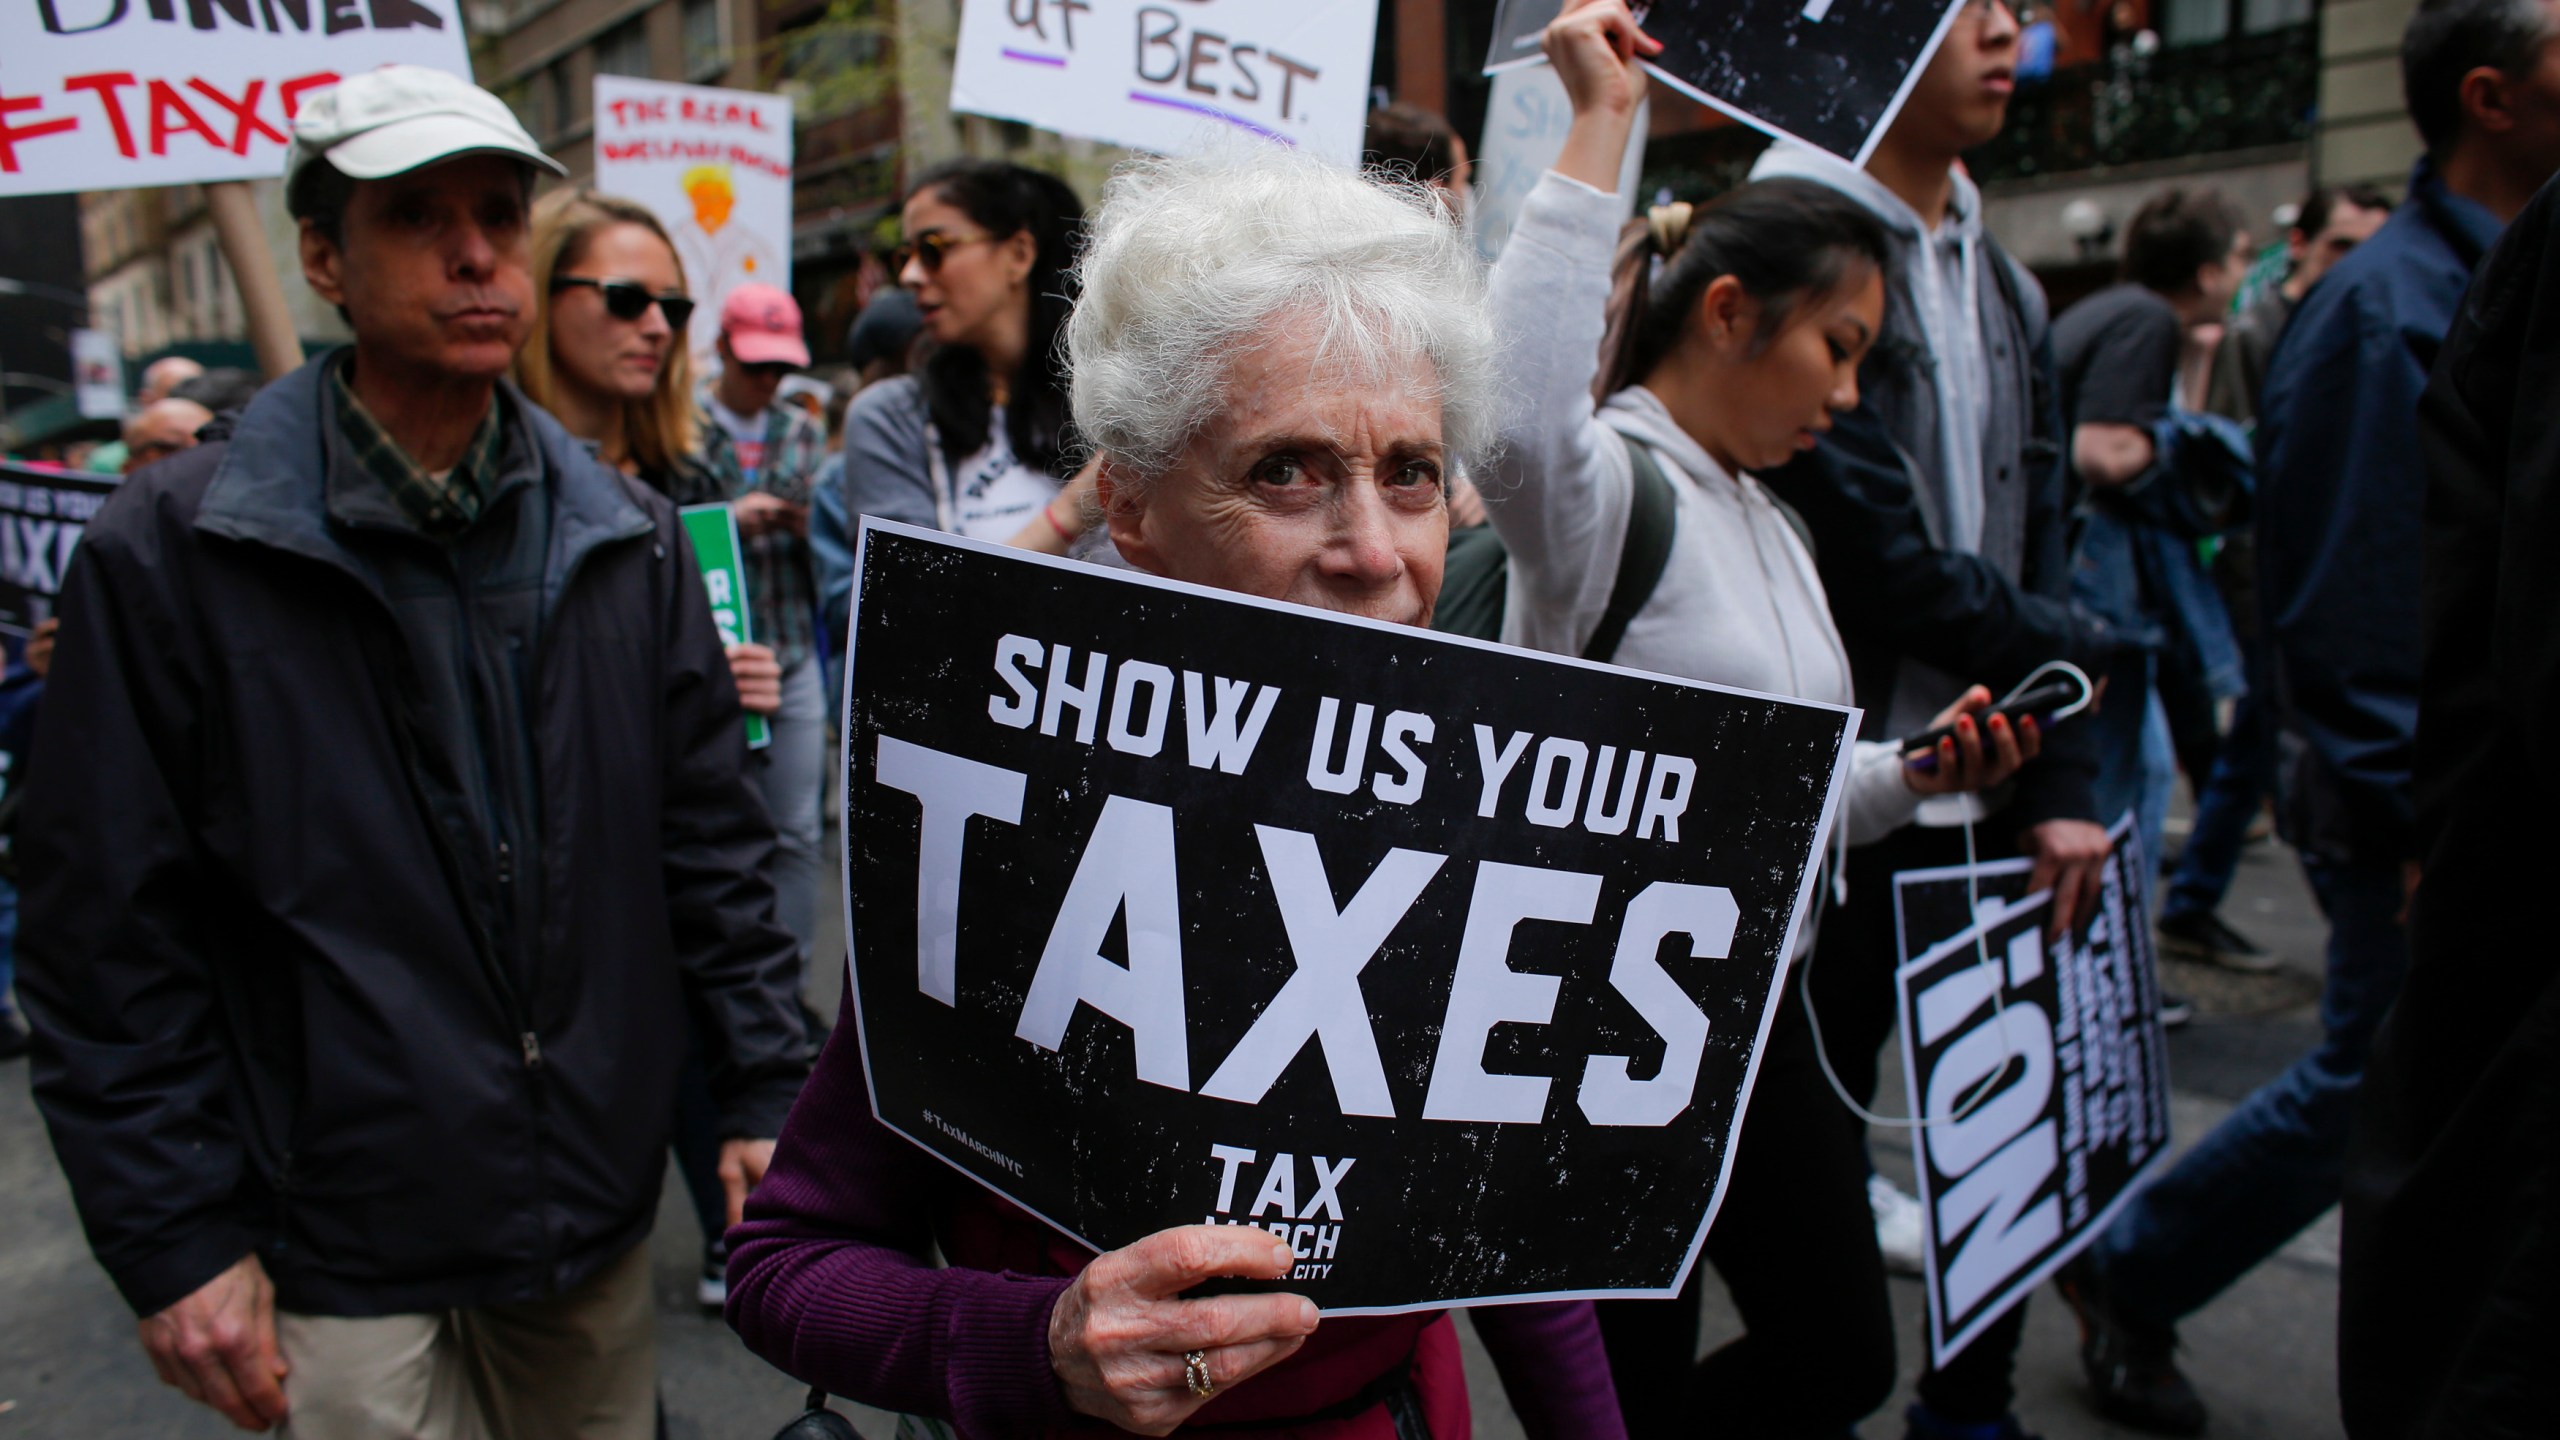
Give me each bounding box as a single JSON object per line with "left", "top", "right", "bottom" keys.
{"left": 840, "top": 520, "right": 1854, "bottom": 1313}
{"left": 0, "top": 463, "right": 113, "bottom": 638}
{"left": 1484, "top": 0, "right": 1967, "bottom": 165}
{"left": 1891, "top": 817, "right": 2172, "bottom": 1365}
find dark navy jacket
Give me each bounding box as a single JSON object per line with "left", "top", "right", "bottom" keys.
{"left": 19, "top": 358, "right": 810, "bottom": 1318}
{"left": 2254, "top": 160, "right": 2502, "bottom": 862}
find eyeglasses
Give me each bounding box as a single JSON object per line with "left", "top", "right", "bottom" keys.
{"left": 897, "top": 230, "right": 995, "bottom": 273}
{"left": 551, "top": 276, "right": 696, "bottom": 330}
{"left": 739, "top": 361, "right": 796, "bottom": 380}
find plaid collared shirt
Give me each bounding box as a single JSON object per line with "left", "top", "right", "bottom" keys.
{"left": 333, "top": 358, "right": 503, "bottom": 542}
{"left": 693, "top": 387, "right": 828, "bottom": 667}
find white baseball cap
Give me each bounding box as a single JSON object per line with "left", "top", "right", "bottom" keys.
{"left": 285, "top": 65, "right": 565, "bottom": 212}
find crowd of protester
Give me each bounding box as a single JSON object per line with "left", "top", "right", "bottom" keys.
{"left": 5, "top": 0, "right": 2557, "bottom": 1435}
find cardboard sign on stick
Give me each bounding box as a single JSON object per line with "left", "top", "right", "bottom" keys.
{"left": 837, "top": 519, "right": 1856, "bottom": 1312}
{"left": 1891, "top": 815, "right": 2173, "bottom": 1367}
{"left": 592, "top": 76, "right": 793, "bottom": 372}
{"left": 0, "top": 0, "right": 472, "bottom": 196}
{"left": 949, "top": 0, "right": 1379, "bottom": 166}
{"left": 1484, "top": 0, "right": 1968, "bottom": 166}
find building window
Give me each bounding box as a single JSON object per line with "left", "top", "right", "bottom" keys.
{"left": 595, "top": 15, "right": 654, "bottom": 79}
{"left": 2162, "top": 0, "right": 2228, "bottom": 46}
{"left": 508, "top": 63, "right": 566, "bottom": 139}
{"left": 2165, "top": 0, "right": 2308, "bottom": 45}
{"left": 2239, "top": 0, "right": 2310, "bottom": 32}
{"left": 682, "top": 0, "right": 725, "bottom": 79}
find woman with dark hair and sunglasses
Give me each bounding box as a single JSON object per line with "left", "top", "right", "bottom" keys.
{"left": 1488, "top": 6, "right": 2041, "bottom": 1436}
{"left": 842, "top": 159, "right": 1102, "bottom": 555}
{"left": 519, "top": 187, "right": 787, "bottom": 1315}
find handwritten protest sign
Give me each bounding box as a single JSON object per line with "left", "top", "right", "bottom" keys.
{"left": 0, "top": 463, "right": 114, "bottom": 636}
{"left": 948, "top": 0, "right": 1379, "bottom": 166}
{"left": 1472, "top": 61, "right": 1646, "bottom": 264}
{"left": 0, "top": 0, "right": 472, "bottom": 196}
{"left": 592, "top": 76, "right": 792, "bottom": 372}
{"left": 1892, "top": 815, "right": 2172, "bottom": 1366}
{"left": 839, "top": 520, "right": 1855, "bottom": 1311}
{"left": 1485, "top": 0, "right": 1968, "bottom": 165}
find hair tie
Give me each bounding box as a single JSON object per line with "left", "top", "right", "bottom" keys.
{"left": 1647, "top": 202, "right": 1695, "bottom": 257}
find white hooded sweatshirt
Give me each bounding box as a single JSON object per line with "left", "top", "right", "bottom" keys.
{"left": 1481, "top": 170, "right": 1925, "bottom": 865}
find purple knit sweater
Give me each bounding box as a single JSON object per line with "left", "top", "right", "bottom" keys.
{"left": 727, "top": 1004, "right": 1628, "bottom": 1439}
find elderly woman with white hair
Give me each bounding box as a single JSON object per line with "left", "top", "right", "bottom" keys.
{"left": 724, "top": 148, "right": 1626, "bottom": 1440}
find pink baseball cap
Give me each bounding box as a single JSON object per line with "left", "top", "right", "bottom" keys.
{"left": 720, "top": 284, "right": 811, "bottom": 368}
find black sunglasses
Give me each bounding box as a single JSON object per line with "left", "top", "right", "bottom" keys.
{"left": 552, "top": 276, "right": 697, "bottom": 330}
{"left": 895, "top": 230, "right": 995, "bottom": 274}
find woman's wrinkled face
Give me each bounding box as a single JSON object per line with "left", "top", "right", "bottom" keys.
{"left": 900, "top": 187, "right": 1033, "bottom": 352}
{"left": 1712, "top": 263, "right": 1883, "bottom": 474}
{"left": 549, "top": 221, "right": 683, "bottom": 404}
{"left": 1106, "top": 326, "right": 1450, "bottom": 627}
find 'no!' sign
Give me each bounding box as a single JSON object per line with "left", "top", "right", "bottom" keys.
{"left": 837, "top": 522, "right": 1854, "bottom": 1312}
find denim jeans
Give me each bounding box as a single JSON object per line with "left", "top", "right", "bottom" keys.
{"left": 2087, "top": 651, "right": 2175, "bottom": 880}
{"left": 2090, "top": 856, "right": 2410, "bottom": 1328}
{"left": 750, "top": 654, "right": 828, "bottom": 965}
{"left": 2161, "top": 688, "right": 2278, "bottom": 921}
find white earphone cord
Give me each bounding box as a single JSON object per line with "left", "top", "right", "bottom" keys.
{"left": 1799, "top": 661, "right": 2094, "bottom": 1131}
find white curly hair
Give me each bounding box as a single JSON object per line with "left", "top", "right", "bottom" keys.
{"left": 1065, "top": 142, "right": 1494, "bottom": 484}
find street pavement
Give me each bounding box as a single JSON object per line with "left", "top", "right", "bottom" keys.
{"left": 1, "top": 815, "right": 2340, "bottom": 1438}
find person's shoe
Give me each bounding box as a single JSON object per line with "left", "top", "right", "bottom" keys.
{"left": 2055, "top": 1257, "right": 2207, "bottom": 1436}
{"left": 1901, "top": 1402, "right": 2044, "bottom": 1440}
{"left": 2157, "top": 991, "right": 2196, "bottom": 1029}
{"left": 698, "top": 1240, "right": 729, "bottom": 1313}
{"left": 2156, "top": 909, "right": 2279, "bottom": 973}
{"left": 2244, "top": 804, "right": 2275, "bottom": 845}
{"left": 1870, "top": 1173, "right": 1928, "bottom": 1276}
{"left": 0, "top": 1014, "right": 27, "bottom": 1061}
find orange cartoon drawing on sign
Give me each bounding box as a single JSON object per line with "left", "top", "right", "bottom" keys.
{"left": 682, "top": 164, "right": 735, "bottom": 234}
{"left": 681, "top": 163, "right": 761, "bottom": 274}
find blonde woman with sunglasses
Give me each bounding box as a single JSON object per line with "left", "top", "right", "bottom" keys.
{"left": 521, "top": 188, "right": 787, "bottom": 1313}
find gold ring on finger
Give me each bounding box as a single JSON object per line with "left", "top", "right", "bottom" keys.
{"left": 1184, "top": 1349, "right": 1215, "bottom": 1398}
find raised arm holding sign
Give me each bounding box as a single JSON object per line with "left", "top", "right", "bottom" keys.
{"left": 1486, "top": 0, "right": 1972, "bottom": 165}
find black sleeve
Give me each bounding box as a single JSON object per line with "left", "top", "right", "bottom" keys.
{"left": 16, "top": 474, "right": 264, "bottom": 1317}
{"left": 1764, "top": 405, "right": 2112, "bottom": 689}
{"left": 2009, "top": 310, "right": 2105, "bottom": 831}
{"left": 2414, "top": 182, "right": 2560, "bottom": 859}
{"left": 1761, "top": 365, "right": 2106, "bottom": 832}
{"left": 658, "top": 508, "right": 813, "bottom": 1139}
{"left": 2070, "top": 297, "right": 2183, "bottom": 430}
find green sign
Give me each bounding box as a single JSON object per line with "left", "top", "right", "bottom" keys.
{"left": 680, "top": 502, "right": 771, "bottom": 750}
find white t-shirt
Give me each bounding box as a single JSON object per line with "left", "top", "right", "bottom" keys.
{"left": 709, "top": 397, "right": 768, "bottom": 480}
{"left": 940, "top": 405, "right": 1064, "bottom": 542}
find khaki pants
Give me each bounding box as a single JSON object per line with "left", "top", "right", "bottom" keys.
{"left": 276, "top": 1241, "right": 656, "bottom": 1440}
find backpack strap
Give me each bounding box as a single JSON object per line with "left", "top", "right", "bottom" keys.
{"left": 1583, "top": 438, "right": 1679, "bottom": 663}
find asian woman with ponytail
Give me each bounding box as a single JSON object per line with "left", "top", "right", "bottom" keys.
{"left": 1482, "top": 3, "right": 2045, "bottom": 1435}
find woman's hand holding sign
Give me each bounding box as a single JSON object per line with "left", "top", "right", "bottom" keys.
{"left": 1048, "top": 1226, "right": 1318, "bottom": 1435}
{"left": 1545, "top": 0, "right": 1662, "bottom": 193}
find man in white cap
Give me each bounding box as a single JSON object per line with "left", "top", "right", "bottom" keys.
{"left": 16, "top": 64, "right": 809, "bottom": 1439}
